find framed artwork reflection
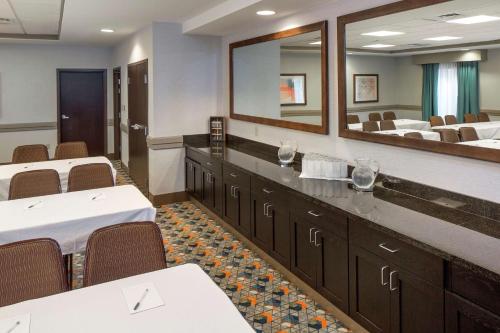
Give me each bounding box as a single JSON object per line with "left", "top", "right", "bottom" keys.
{"left": 280, "top": 74, "right": 307, "bottom": 106}
{"left": 353, "top": 74, "right": 379, "bottom": 103}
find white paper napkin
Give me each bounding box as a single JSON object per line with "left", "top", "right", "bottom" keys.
{"left": 0, "top": 314, "right": 30, "bottom": 333}
{"left": 122, "top": 283, "right": 164, "bottom": 314}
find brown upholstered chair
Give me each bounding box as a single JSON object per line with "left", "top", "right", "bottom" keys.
{"left": 362, "top": 121, "right": 380, "bottom": 132}
{"left": 0, "top": 238, "right": 68, "bottom": 307}
{"left": 54, "top": 142, "right": 89, "bottom": 160}
{"left": 347, "top": 114, "right": 360, "bottom": 124}
{"left": 404, "top": 132, "right": 424, "bottom": 139}
{"left": 439, "top": 129, "right": 460, "bottom": 143}
{"left": 459, "top": 127, "right": 480, "bottom": 142}
{"left": 464, "top": 113, "right": 478, "bottom": 123}
{"left": 368, "top": 113, "right": 382, "bottom": 121}
{"left": 12, "top": 145, "right": 49, "bottom": 164}
{"left": 430, "top": 116, "right": 445, "bottom": 127}
{"left": 478, "top": 112, "right": 490, "bottom": 122}
{"left": 83, "top": 222, "right": 166, "bottom": 286}
{"left": 383, "top": 111, "right": 396, "bottom": 120}
{"left": 380, "top": 120, "right": 396, "bottom": 131}
{"left": 8, "top": 169, "right": 61, "bottom": 200}
{"left": 444, "top": 115, "right": 458, "bottom": 125}
{"left": 67, "top": 163, "right": 114, "bottom": 192}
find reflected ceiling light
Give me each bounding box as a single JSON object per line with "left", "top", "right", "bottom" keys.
{"left": 347, "top": 52, "right": 354, "bottom": 55}
{"left": 362, "top": 44, "right": 395, "bottom": 48}
{"left": 424, "top": 36, "right": 462, "bottom": 41}
{"left": 309, "top": 41, "right": 322, "bottom": 45}
{"left": 362, "top": 31, "right": 404, "bottom": 37}
{"left": 447, "top": 15, "right": 500, "bottom": 25}
{"left": 257, "top": 10, "right": 276, "bottom": 16}
{"left": 100, "top": 28, "right": 114, "bottom": 33}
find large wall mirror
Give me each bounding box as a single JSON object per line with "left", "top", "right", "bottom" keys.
{"left": 338, "top": 0, "right": 500, "bottom": 162}
{"left": 230, "top": 21, "right": 329, "bottom": 134}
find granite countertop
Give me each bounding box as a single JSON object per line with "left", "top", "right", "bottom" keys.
{"left": 185, "top": 141, "right": 500, "bottom": 279}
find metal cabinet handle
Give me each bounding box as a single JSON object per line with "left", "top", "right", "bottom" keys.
{"left": 379, "top": 243, "right": 400, "bottom": 253}
{"left": 262, "top": 188, "right": 273, "bottom": 194}
{"left": 266, "top": 204, "right": 273, "bottom": 218}
{"left": 313, "top": 230, "right": 321, "bottom": 247}
{"left": 389, "top": 271, "right": 398, "bottom": 291}
{"left": 307, "top": 210, "right": 322, "bottom": 217}
{"left": 61, "top": 114, "right": 70, "bottom": 120}
{"left": 263, "top": 203, "right": 268, "bottom": 216}
{"left": 206, "top": 173, "right": 212, "bottom": 184}
{"left": 381, "top": 266, "right": 389, "bottom": 286}
{"left": 206, "top": 162, "right": 213, "bottom": 166}
{"left": 230, "top": 185, "right": 234, "bottom": 198}
{"left": 230, "top": 173, "right": 238, "bottom": 178}
{"left": 233, "top": 186, "right": 239, "bottom": 198}
{"left": 309, "top": 228, "right": 317, "bottom": 243}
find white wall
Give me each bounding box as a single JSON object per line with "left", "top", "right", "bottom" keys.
{"left": 480, "top": 48, "right": 500, "bottom": 110}
{"left": 0, "top": 44, "right": 113, "bottom": 162}
{"left": 221, "top": 0, "right": 500, "bottom": 203}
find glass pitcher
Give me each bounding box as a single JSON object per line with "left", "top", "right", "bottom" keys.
{"left": 278, "top": 140, "right": 298, "bottom": 166}
{"left": 351, "top": 158, "right": 380, "bottom": 192}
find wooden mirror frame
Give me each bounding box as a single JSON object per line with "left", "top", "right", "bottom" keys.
{"left": 230, "top": 21, "right": 329, "bottom": 135}
{"left": 337, "top": 0, "right": 500, "bottom": 163}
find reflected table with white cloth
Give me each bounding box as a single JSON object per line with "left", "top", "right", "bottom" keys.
{"left": 348, "top": 119, "right": 431, "bottom": 131}
{"left": 0, "top": 264, "right": 255, "bottom": 333}
{"left": 0, "top": 157, "right": 117, "bottom": 201}
{"left": 373, "top": 129, "right": 440, "bottom": 141}
{"left": 457, "top": 139, "right": 500, "bottom": 149}
{"left": 432, "top": 121, "right": 500, "bottom": 140}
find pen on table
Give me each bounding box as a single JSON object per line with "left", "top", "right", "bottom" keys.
{"left": 91, "top": 193, "right": 103, "bottom": 201}
{"left": 5, "top": 321, "right": 20, "bottom": 333}
{"left": 133, "top": 288, "right": 149, "bottom": 311}
{"left": 28, "top": 201, "right": 42, "bottom": 209}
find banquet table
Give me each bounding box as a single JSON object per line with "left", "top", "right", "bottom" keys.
{"left": 348, "top": 119, "right": 431, "bottom": 131}
{"left": 432, "top": 121, "right": 500, "bottom": 140}
{"left": 0, "top": 185, "right": 155, "bottom": 255}
{"left": 457, "top": 139, "right": 500, "bottom": 149}
{"left": 374, "top": 129, "right": 440, "bottom": 141}
{"left": 0, "top": 157, "right": 117, "bottom": 201}
{"left": 0, "top": 264, "right": 255, "bottom": 333}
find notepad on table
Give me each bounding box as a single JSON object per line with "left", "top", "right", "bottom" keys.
{"left": 122, "top": 283, "right": 164, "bottom": 314}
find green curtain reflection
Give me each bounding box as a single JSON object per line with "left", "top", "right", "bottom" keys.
{"left": 457, "top": 61, "right": 480, "bottom": 123}
{"left": 422, "top": 64, "right": 439, "bottom": 121}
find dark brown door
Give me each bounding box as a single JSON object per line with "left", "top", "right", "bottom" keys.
{"left": 113, "top": 68, "right": 121, "bottom": 160}
{"left": 202, "top": 168, "right": 222, "bottom": 216}
{"left": 251, "top": 194, "right": 273, "bottom": 251}
{"left": 290, "top": 216, "right": 317, "bottom": 288}
{"left": 185, "top": 158, "right": 196, "bottom": 195}
{"left": 128, "top": 60, "right": 149, "bottom": 193}
{"left": 58, "top": 69, "right": 106, "bottom": 156}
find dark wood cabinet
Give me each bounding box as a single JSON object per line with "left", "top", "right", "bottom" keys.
{"left": 290, "top": 214, "right": 318, "bottom": 288}
{"left": 185, "top": 158, "right": 202, "bottom": 200}
{"left": 201, "top": 166, "right": 222, "bottom": 216}
{"left": 222, "top": 165, "right": 251, "bottom": 237}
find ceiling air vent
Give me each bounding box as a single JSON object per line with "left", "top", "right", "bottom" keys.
{"left": 406, "top": 43, "right": 430, "bottom": 48}
{"left": 423, "top": 13, "right": 462, "bottom": 23}
{"left": 0, "top": 18, "right": 14, "bottom": 24}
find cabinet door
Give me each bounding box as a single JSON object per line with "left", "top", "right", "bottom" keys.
{"left": 223, "top": 181, "right": 238, "bottom": 227}
{"left": 185, "top": 159, "right": 195, "bottom": 194}
{"left": 349, "top": 245, "right": 391, "bottom": 333}
{"left": 389, "top": 267, "right": 443, "bottom": 333}
{"left": 251, "top": 194, "right": 273, "bottom": 251}
{"left": 235, "top": 186, "right": 251, "bottom": 237}
{"left": 445, "top": 291, "right": 500, "bottom": 333}
{"left": 193, "top": 162, "right": 203, "bottom": 199}
{"left": 212, "top": 171, "right": 223, "bottom": 216}
{"left": 202, "top": 167, "right": 213, "bottom": 209}
{"left": 268, "top": 203, "right": 290, "bottom": 268}
{"left": 290, "top": 216, "right": 317, "bottom": 288}
{"left": 316, "top": 229, "right": 349, "bottom": 312}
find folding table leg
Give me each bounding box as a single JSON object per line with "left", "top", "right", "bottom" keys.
{"left": 64, "top": 254, "right": 73, "bottom": 288}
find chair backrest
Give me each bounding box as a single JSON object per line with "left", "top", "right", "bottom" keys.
{"left": 459, "top": 127, "right": 480, "bottom": 142}
{"left": 403, "top": 132, "right": 424, "bottom": 139}
{"left": 347, "top": 114, "right": 360, "bottom": 124}
{"left": 362, "top": 121, "right": 380, "bottom": 132}
{"left": 54, "top": 142, "right": 89, "bottom": 160}
{"left": 383, "top": 111, "right": 396, "bottom": 120}
{"left": 368, "top": 113, "right": 382, "bottom": 121}
{"left": 9, "top": 169, "right": 61, "bottom": 200}
{"left": 83, "top": 222, "right": 167, "bottom": 287}
{"left": 67, "top": 163, "right": 114, "bottom": 192}
{"left": 439, "top": 129, "right": 460, "bottom": 143}
{"left": 464, "top": 113, "right": 478, "bottom": 123}
{"left": 12, "top": 145, "right": 49, "bottom": 164}
{"left": 380, "top": 120, "right": 396, "bottom": 131}
{"left": 478, "top": 112, "right": 490, "bottom": 122}
{"left": 430, "top": 116, "right": 445, "bottom": 127}
{"left": 444, "top": 115, "right": 458, "bottom": 125}
{"left": 0, "top": 238, "right": 68, "bottom": 307}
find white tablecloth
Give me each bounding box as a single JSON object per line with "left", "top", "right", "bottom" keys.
{"left": 0, "top": 157, "right": 117, "bottom": 201}
{"left": 374, "top": 129, "right": 440, "bottom": 141}
{"left": 348, "top": 119, "right": 431, "bottom": 131}
{"left": 0, "top": 264, "right": 255, "bottom": 333}
{"left": 432, "top": 121, "right": 500, "bottom": 140}
{"left": 458, "top": 139, "right": 500, "bottom": 149}
{"left": 0, "top": 185, "right": 156, "bottom": 254}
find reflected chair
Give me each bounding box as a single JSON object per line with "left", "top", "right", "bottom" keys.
{"left": 464, "top": 114, "right": 478, "bottom": 123}
{"left": 430, "top": 116, "right": 445, "bottom": 127}
{"left": 54, "top": 142, "right": 89, "bottom": 160}
{"left": 347, "top": 114, "right": 360, "bottom": 124}
{"left": 362, "top": 121, "right": 380, "bottom": 132}
{"left": 67, "top": 163, "right": 114, "bottom": 192}
{"left": 459, "top": 127, "right": 480, "bottom": 142}
{"left": 383, "top": 111, "right": 396, "bottom": 120}
{"left": 444, "top": 115, "right": 458, "bottom": 125}
{"left": 368, "top": 113, "right": 382, "bottom": 121}
{"left": 8, "top": 169, "right": 61, "bottom": 200}
{"left": 12, "top": 145, "right": 49, "bottom": 164}
{"left": 83, "top": 222, "right": 167, "bottom": 287}
{"left": 380, "top": 120, "right": 396, "bottom": 131}
{"left": 404, "top": 132, "right": 424, "bottom": 139}
{"left": 0, "top": 239, "right": 68, "bottom": 307}
{"left": 478, "top": 112, "right": 490, "bottom": 122}
{"left": 439, "top": 129, "right": 460, "bottom": 143}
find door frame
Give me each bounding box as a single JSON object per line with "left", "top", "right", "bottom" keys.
{"left": 113, "top": 67, "right": 121, "bottom": 160}
{"left": 56, "top": 68, "right": 108, "bottom": 155}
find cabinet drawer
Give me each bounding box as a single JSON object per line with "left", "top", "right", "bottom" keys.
{"left": 186, "top": 148, "right": 221, "bottom": 173}
{"left": 223, "top": 164, "right": 251, "bottom": 189}
{"left": 291, "top": 195, "right": 347, "bottom": 239}
{"left": 251, "top": 176, "right": 288, "bottom": 207}
{"left": 350, "top": 221, "right": 443, "bottom": 287}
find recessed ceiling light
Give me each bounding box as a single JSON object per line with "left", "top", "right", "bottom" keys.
{"left": 100, "top": 28, "right": 114, "bottom": 33}
{"left": 447, "top": 15, "right": 500, "bottom": 25}
{"left": 309, "top": 41, "right": 322, "bottom": 45}
{"left": 424, "top": 36, "right": 462, "bottom": 41}
{"left": 257, "top": 10, "right": 276, "bottom": 16}
{"left": 362, "top": 44, "right": 395, "bottom": 48}
{"left": 362, "top": 31, "right": 404, "bottom": 37}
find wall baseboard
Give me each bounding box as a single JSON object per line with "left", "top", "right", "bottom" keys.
{"left": 149, "top": 191, "right": 189, "bottom": 206}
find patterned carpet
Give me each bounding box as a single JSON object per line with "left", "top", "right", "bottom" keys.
{"left": 72, "top": 161, "right": 351, "bottom": 333}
